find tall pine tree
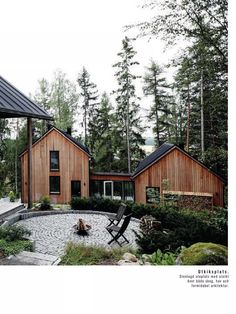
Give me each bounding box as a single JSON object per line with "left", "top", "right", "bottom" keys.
{"left": 77, "top": 67, "right": 99, "bottom": 150}
{"left": 92, "top": 92, "right": 115, "bottom": 172}
{"left": 143, "top": 60, "right": 172, "bottom": 147}
{"left": 113, "top": 37, "right": 145, "bottom": 173}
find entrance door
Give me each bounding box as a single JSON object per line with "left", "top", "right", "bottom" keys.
{"left": 104, "top": 181, "right": 113, "bottom": 199}
{"left": 71, "top": 181, "right": 81, "bottom": 198}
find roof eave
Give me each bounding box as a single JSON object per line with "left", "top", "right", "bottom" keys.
{"left": 0, "top": 108, "right": 53, "bottom": 120}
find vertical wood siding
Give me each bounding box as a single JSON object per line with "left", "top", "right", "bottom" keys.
{"left": 21, "top": 129, "right": 89, "bottom": 203}
{"left": 134, "top": 148, "right": 224, "bottom": 206}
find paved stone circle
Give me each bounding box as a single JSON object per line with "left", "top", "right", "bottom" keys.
{"left": 15, "top": 213, "right": 140, "bottom": 256}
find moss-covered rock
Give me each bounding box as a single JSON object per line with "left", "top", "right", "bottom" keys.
{"left": 177, "top": 242, "right": 228, "bottom": 265}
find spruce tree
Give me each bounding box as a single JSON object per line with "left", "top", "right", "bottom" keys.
{"left": 143, "top": 60, "right": 172, "bottom": 147}
{"left": 113, "top": 37, "right": 145, "bottom": 173}
{"left": 77, "top": 67, "right": 99, "bottom": 150}
{"left": 92, "top": 92, "right": 115, "bottom": 172}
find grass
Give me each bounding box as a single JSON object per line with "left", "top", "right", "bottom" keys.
{"left": 0, "top": 239, "right": 33, "bottom": 256}
{"left": 60, "top": 242, "right": 137, "bottom": 265}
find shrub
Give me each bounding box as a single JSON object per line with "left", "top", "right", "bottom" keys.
{"left": 0, "top": 239, "right": 33, "bottom": 256}
{"left": 135, "top": 204, "right": 227, "bottom": 254}
{"left": 0, "top": 225, "right": 31, "bottom": 241}
{"left": 8, "top": 191, "right": 16, "bottom": 202}
{"left": 39, "top": 195, "right": 52, "bottom": 210}
{"left": 70, "top": 197, "right": 124, "bottom": 213}
{"left": 142, "top": 249, "right": 176, "bottom": 265}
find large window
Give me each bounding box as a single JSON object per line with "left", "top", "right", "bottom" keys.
{"left": 50, "top": 151, "right": 59, "bottom": 171}
{"left": 90, "top": 180, "right": 134, "bottom": 201}
{"left": 146, "top": 187, "right": 160, "bottom": 204}
{"left": 50, "top": 176, "right": 60, "bottom": 194}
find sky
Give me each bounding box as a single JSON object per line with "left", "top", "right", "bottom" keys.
{"left": 0, "top": 0, "right": 178, "bottom": 137}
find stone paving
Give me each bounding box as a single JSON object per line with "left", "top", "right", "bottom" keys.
{"left": 15, "top": 213, "right": 140, "bottom": 256}
{"left": 0, "top": 198, "right": 23, "bottom": 220}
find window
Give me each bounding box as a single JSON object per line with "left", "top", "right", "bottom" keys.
{"left": 113, "top": 181, "right": 122, "bottom": 200}
{"left": 146, "top": 187, "right": 160, "bottom": 204}
{"left": 50, "top": 151, "right": 59, "bottom": 171}
{"left": 90, "top": 181, "right": 104, "bottom": 198}
{"left": 71, "top": 181, "right": 81, "bottom": 198}
{"left": 50, "top": 176, "right": 60, "bottom": 194}
{"left": 124, "top": 181, "right": 134, "bottom": 201}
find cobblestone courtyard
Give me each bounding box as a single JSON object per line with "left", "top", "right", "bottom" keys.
{"left": 15, "top": 213, "right": 139, "bottom": 256}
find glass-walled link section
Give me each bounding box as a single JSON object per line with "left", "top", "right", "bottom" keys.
{"left": 90, "top": 180, "right": 134, "bottom": 201}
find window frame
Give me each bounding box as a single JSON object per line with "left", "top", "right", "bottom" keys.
{"left": 49, "top": 176, "right": 61, "bottom": 194}
{"left": 50, "top": 151, "right": 60, "bottom": 172}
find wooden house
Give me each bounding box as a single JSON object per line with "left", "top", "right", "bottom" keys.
{"left": 20, "top": 130, "right": 224, "bottom": 208}
{"left": 132, "top": 143, "right": 224, "bottom": 207}
{"left": 20, "top": 126, "right": 90, "bottom": 204}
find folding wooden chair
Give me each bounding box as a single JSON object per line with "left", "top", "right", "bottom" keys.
{"left": 106, "top": 203, "right": 127, "bottom": 227}
{"left": 106, "top": 213, "right": 132, "bottom": 246}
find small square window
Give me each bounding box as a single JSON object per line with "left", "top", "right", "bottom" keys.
{"left": 146, "top": 187, "right": 160, "bottom": 204}
{"left": 50, "top": 176, "right": 60, "bottom": 194}
{"left": 50, "top": 151, "right": 59, "bottom": 171}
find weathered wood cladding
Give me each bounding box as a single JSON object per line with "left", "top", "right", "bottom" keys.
{"left": 21, "top": 129, "right": 90, "bottom": 203}
{"left": 134, "top": 148, "right": 224, "bottom": 206}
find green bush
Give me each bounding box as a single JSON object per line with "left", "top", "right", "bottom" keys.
{"left": 142, "top": 249, "right": 176, "bottom": 265}
{"left": 0, "top": 239, "right": 33, "bottom": 256}
{"left": 70, "top": 197, "right": 125, "bottom": 213}
{"left": 0, "top": 225, "right": 31, "bottom": 241}
{"left": 135, "top": 204, "right": 227, "bottom": 254}
{"left": 8, "top": 190, "right": 16, "bottom": 202}
{"left": 39, "top": 195, "right": 52, "bottom": 210}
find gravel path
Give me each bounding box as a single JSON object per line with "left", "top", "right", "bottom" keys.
{"left": 15, "top": 213, "right": 139, "bottom": 256}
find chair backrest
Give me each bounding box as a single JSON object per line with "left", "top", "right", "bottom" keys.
{"left": 116, "top": 203, "right": 127, "bottom": 221}
{"left": 118, "top": 213, "right": 132, "bottom": 235}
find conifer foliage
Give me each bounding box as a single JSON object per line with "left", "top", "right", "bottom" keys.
{"left": 77, "top": 67, "right": 99, "bottom": 151}
{"left": 112, "top": 37, "right": 145, "bottom": 172}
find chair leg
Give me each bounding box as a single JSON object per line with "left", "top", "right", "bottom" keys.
{"left": 121, "top": 234, "right": 129, "bottom": 243}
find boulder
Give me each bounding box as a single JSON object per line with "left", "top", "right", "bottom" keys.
{"left": 122, "top": 252, "right": 138, "bottom": 262}
{"left": 118, "top": 260, "right": 139, "bottom": 266}
{"left": 176, "top": 242, "right": 228, "bottom": 265}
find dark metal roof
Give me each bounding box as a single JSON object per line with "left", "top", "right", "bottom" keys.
{"left": 132, "top": 143, "right": 175, "bottom": 178}
{"left": 58, "top": 127, "right": 90, "bottom": 155}
{"left": 0, "top": 76, "right": 52, "bottom": 120}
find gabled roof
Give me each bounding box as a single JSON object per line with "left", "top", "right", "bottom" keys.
{"left": 132, "top": 143, "right": 224, "bottom": 182}
{"left": 0, "top": 76, "right": 52, "bottom": 120}
{"left": 58, "top": 127, "right": 90, "bottom": 155}
{"left": 132, "top": 143, "right": 175, "bottom": 178}
{"left": 19, "top": 126, "right": 90, "bottom": 157}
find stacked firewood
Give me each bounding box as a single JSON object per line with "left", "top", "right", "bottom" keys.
{"left": 140, "top": 215, "right": 162, "bottom": 235}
